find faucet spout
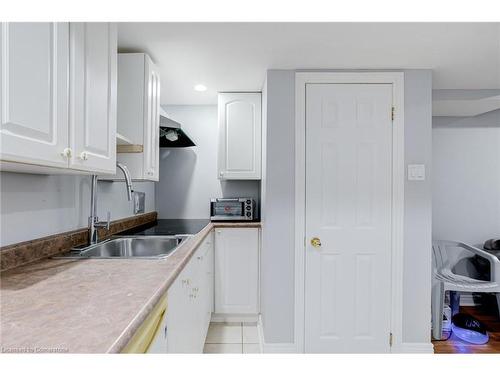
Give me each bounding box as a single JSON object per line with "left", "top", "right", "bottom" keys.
{"left": 87, "top": 163, "right": 134, "bottom": 246}
{"left": 116, "top": 162, "right": 133, "bottom": 201}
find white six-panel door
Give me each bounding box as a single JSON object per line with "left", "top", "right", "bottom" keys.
{"left": 69, "top": 22, "right": 117, "bottom": 173}
{"left": 304, "top": 83, "right": 393, "bottom": 353}
{"left": 0, "top": 22, "right": 70, "bottom": 168}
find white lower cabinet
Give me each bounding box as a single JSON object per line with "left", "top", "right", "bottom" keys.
{"left": 165, "top": 232, "right": 214, "bottom": 353}
{"left": 214, "top": 228, "right": 259, "bottom": 315}
{"left": 148, "top": 227, "right": 259, "bottom": 353}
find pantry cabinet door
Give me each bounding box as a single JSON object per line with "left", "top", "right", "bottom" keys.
{"left": 69, "top": 22, "right": 117, "bottom": 174}
{"left": 0, "top": 22, "right": 70, "bottom": 168}
{"left": 142, "top": 55, "right": 160, "bottom": 181}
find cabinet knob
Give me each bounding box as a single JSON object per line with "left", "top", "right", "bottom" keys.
{"left": 61, "top": 148, "right": 72, "bottom": 159}
{"left": 79, "top": 152, "right": 89, "bottom": 161}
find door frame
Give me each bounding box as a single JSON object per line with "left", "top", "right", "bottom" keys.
{"left": 294, "top": 72, "right": 405, "bottom": 353}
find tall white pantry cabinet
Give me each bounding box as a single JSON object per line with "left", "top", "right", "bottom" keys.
{"left": 0, "top": 22, "right": 117, "bottom": 174}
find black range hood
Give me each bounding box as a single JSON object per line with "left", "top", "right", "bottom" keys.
{"left": 159, "top": 113, "right": 196, "bottom": 148}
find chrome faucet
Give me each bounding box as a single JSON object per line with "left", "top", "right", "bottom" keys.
{"left": 88, "top": 162, "right": 134, "bottom": 245}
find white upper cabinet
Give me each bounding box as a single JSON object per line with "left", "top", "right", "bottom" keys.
{"left": 69, "top": 23, "right": 117, "bottom": 174}
{"left": 0, "top": 23, "right": 70, "bottom": 169}
{"left": 109, "top": 53, "right": 160, "bottom": 181}
{"left": 143, "top": 56, "right": 161, "bottom": 180}
{"left": 217, "top": 92, "right": 262, "bottom": 180}
{"left": 0, "top": 22, "right": 117, "bottom": 175}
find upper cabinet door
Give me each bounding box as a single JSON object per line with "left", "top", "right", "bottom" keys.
{"left": 69, "top": 23, "right": 117, "bottom": 174}
{"left": 143, "top": 55, "right": 160, "bottom": 181}
{"left": 218, "top": 92, "right": 262, "bottom": 180}
{"left": 0, "top": 23, "right": 70, "bottom": 168}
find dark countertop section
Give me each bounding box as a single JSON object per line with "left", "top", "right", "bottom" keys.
{"left": 121, "top": 219, "right": 211, "bottom": 236}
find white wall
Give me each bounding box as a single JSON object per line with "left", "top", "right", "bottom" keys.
{"left": 260, "top": 69, "right": 433, "bottom": 350}
{"left": 156, "top": 105, "right": 260, "bottom": 219}
{"left": 0, "top": 172, "right": 155, "bottom": 247}
{"left": 433, "top": 126, "right": 500, "bottom": 246}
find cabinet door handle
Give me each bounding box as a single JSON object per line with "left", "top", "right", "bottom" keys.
{"left": 79, "top": 151, "right": 89, "bottom": 161}
{"left": 61, "top": 148, "right": 72, "bottom": 159}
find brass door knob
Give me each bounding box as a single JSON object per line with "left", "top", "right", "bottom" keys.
{"left": 311, "top": 237, "right": 322, "bottom": 248}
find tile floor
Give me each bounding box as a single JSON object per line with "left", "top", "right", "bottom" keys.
{"left": 203, "top": 322, "right": 262, "bottom": 354}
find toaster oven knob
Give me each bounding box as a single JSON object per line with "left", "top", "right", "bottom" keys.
{"left": 246, "top": 206, "right": 251, "bottom": 211}
{"left": 246, "top": 212, "right": 252, "bottom": 217}
{"left": 246, "top": 200, "right": 251, "bottom": 205}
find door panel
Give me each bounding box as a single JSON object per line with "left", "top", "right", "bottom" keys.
{"left": 0, "top": 22, "right": 69, "bottom": 167}
{"left": 69, "top": 22, "right": 116, "bottom": 173}
{"left": 304, "top": 83, "right": 393, "bottom": 353}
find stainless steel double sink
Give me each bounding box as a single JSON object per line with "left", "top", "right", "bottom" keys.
{"left": 59, "top": 235, "right": 191, "bottom": 259}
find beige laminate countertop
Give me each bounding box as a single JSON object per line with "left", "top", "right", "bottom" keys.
{"left": 0, "top": 222, "right": 260, "bottom": 353}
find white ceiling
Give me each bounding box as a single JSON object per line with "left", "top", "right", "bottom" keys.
{"left": 118, "top": 23, "right": 500, "bottom": 105}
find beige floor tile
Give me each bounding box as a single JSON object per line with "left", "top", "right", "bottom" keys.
{"left": 243, "top": 344, "right": 261, "bottom": 353}
{"left": 242, "top": 324, "right": 259, "bottom": 343}
{"left": 205, "top": 323, "right": 242, "bottom": 344}
{"left": 203, "top": 344, "right": 242, "bottom": 354}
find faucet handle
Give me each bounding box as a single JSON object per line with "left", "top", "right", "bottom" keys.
{"left": 105, "top": 211, "right": 111, "bottom": 231}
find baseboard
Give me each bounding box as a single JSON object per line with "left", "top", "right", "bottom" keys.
{"left": 211, "top": 313, "right": 258, "bottom": 323}
{"left": 257, "top": 315, "right": 298, "bottom": 353}
{"left": 257, "top": 315, "right": 434, "bottom": 354}
{"left": 395, "top": 342, "right": 435, "bottom": 354}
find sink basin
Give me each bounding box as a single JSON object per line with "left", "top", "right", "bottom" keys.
{"left": 61, "top": 235, "right": 191, "bottom": 259}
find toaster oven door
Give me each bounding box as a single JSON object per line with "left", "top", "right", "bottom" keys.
{"left": 211, "top": 199, "right": 246, "bottom": 220}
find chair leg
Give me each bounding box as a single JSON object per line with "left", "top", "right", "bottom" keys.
{"left": 432, "top": 283, "right": 445, "bottom": 340}
{"left": 496, "top": 293, "right": 500, "bottom": 319}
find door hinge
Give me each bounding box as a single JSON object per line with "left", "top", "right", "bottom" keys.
{"left": 391, "top": 107, "right": 395, "bottom": 122}
{"left": 389, "top": 332, "right": 393, "bottom": 346}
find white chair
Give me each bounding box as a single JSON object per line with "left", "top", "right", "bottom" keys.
{"left": 432, "top": 240, "right": 500, "bottom": 340}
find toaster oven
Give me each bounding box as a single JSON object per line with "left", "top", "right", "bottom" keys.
{"left": 210, "top": 198, "right": 255, "bottom": 221}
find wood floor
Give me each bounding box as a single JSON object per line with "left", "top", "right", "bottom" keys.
{"left": 432, "top": 305, "right": 500, "bottom": 354}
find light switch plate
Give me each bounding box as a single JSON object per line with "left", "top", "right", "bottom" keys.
{"left": 407, "top": 164, "right": 426, "bottom": 181}
{"left": 133, "top": 191, "right": 145, "bottom": 214}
